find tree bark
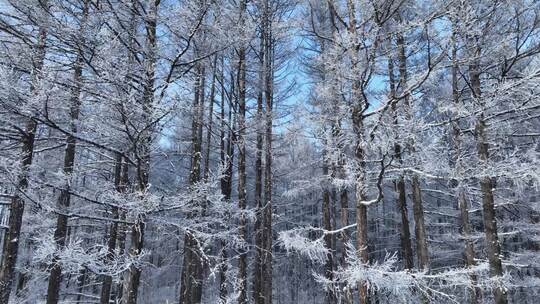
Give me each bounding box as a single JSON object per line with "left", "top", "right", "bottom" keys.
{"left": 322, "top": 148, "right": 335, "bottom": 303}
{"left": 395, "top": 29, "right": 430, "bottom": 271}
{"left": 218, "top": 55, "right": 234, "bottom": 303}
{"left": 451, "top": 25, "right": 479, "bottom": 304}
{"left": 0, "top": 7, "right": 48, "bottom": 303}
{"left": 100, "top": 153, "right": 125, "bottom": 304}
{"left": 388, "top": 56, "right": 414, "bottom": 270}
{"left": 262, "top": 10, "right": 273, "bottom": 302}
{"left": 46, "top": 3, "right": 87, "bottom": 302}
{"left": 236, "top": 1, "right": 248, "bottom": 303}
{"left": 121, "top": 1, "right": 159, "bottom": 303}
{"left": 179, "top": 63, "right": 206, "bottom": 304}
{"left": 411, "top": 176, "right": 429, "bottom": 270}
{"left": 468, "top": 36, "right": 508, "bottom": 304}
{"left": 345, "top": 0, "right": 370, "bottom": 302}
{"left": 253, "top": 19, "right": 265, "bottom": 304}
{"left": 116, "top": 160, "right": 129, "bottom": 302}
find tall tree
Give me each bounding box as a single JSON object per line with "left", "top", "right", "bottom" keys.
{"left": 236, "top": 0, "right": 248, "bottom": 303}
{"left": 0, "top": 2, "right": 48, "bottom": 302}
{"left": 46, "top": 2, "right": 88, "bottom": 303}
{"left": 121, "top": 1, "right": 159, "bottom": 303}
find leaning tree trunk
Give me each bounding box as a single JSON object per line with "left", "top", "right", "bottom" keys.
{"left": 0, "top": 8, "right": 48, "bottom": 304}
{"left": 46, "top": 3, "right": 87, "bottom": 301}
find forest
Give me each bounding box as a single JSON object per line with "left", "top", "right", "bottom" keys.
{"left": 0, "top": 0, "right": 539, "bottom": 303}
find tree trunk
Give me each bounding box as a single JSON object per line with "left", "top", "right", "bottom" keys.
{"left": 203, "top": 56, "right": 218, "bottom": 181}
{"left": 236, "top": 1, "right": 248, "bottom": 303}
{"left": 253, "top": 20, "right": 265, "bottom": 304}
{"left": 388, "top": 56, "right": 414, "bottom": 270}
{"left": 451, "top": 25, "right": 479, "bottom": 304}
{"left": 395, "top": 29, "right": 430, "bottom": 271}
{"left": 179, "top": 63, "right": 205, "bottom": 304}
{"left": 116, "top": 160, "right": 129, "bottom": 302}
{"left": 218, "top": 55, "right": 233, "bottom": 304}
{"left": 346, "top": 0, "right": 369, "bottom": 302}
{"left": 262, "top": 12, "right": 273, "bottom": 303}
{"left": 121, "top": 1, "right": 158, "bottom": 302}
{"left": 322, "top": 148, "right": 335, "bottom": 303}
{"left": 0, "top": 10, "right": 48, "bottom": 304}
{"left": 411, "top": 176, "right": 430, "bottom": 270}
{"left": 46, "top": 3, "right": 87, "bottom": 301}
{"left": 100, "top": 153, "right": 125, "bottom": 304}
{"left": 468, "top": 37, "right": 508, "bottom": 304}
{"left": 397, "top": 175, "right": 414, "bottom": 269}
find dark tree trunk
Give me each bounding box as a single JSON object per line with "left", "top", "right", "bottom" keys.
{"left": 0, "top": 121, "right": 37, "bottom": 304}
{"left": 451, "top": 26, "right": 479, "bottom": 304}
{"left": 46, "top": 3, "right": 87, "bottom": 301}
{"left": 100, "top": 153, "right": 125, "bottom": 304}
{"left": 262, "top": 11, "right": 273, "bottom": 302}
{"left": 388, "top": 56, "right": 414, "bottom": 270}
{"left": 121, "top": 1, "right": 158, "bottom": 302}
{"left": 322, "top": 148, "right": 335, "bottom": 303}
{"left": 395, "top": 29, "right": 430, "bottom": 271}
{"left": 236, "top": 1, "right": 248, "bottom": 303}
{"left": 396, "top": 175, "right": 413, "bottom": 269}
{"left": 115, "top": 161, "right": 129, "bottom": 302}
{"left": 218, "top": 55, "right": 234, "bottom": 303}
{"left": 253, "top": 23, "right": 265, "bottom": 304}
{"left": 204, "top": 56, "right": 218, "bottom": 181}
{"left": 345, "top": 0, "right": 370, "bottom": 302}
{"left": 179, "top": 62, "right": 206, "bottom": 304}
{"left": 0, "top": 11, "right": 48, "bottom": 304}
{"left": 411, "top": 176, "right": 430, "bottom": 270}
{"left": 468, "top": 37, "right": 508, "bottom": 304}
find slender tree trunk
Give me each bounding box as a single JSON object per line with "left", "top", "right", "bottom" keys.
{"left": 395, "top": 29, "right": 430, "bottom": 271}
{"left": 116, "top": 3, "right": 136, "bottom": 300}
{"left": 468, "top": 37, "right": 508, "bottom": 304}
{"left": 204, "top": 56, "right": 218, "bottom": 181}
{"left": 253, "top": 23, "right": 265, "bottom": 304}
{"left": 179, "top": 63, "right": 205, "bottom": 304}
{"left": 322, "top": 147, "right": 335, "bottom": 303}
{"left": 218, "top": 55, "right": 233, "bottom": 304}
{"left": 0, "top": 9, "right": 48, "bottom": 304}
{"left": 411, "top": 176, "right": 429, "bottom": 270}
{"left": 325, "top": 3, "right": 352, "bottom": 302}
{"left": 451, "top": 25, "right": 479, "bottom": 304}
{"left": 476, "top": 119, "right": 507, "bottom": 304}
{"left": 346, "top": 0, "right": 370, "bottom": 302}
{"left": 46, "top": 3, "right": 87, "bottom": 301}
{"left": 121, "top": 2, "right": 158, "bottom": 303}
{"left": 236, "top": 1, "right": 248, "bottom": 303}
{"left": 388, "top": 56, "right": 414, "bottom": 270}
{"left": 262, "top": 14, "right": 273, "bottom": 303}
{"left": 356, "top": 195, "right": 369, "bottom": 304}
{"left": 116, "top": 161, "right": 129, "bottom": 302}
{"left": 100, "top": 153, "right": 125, "bottom": 304}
